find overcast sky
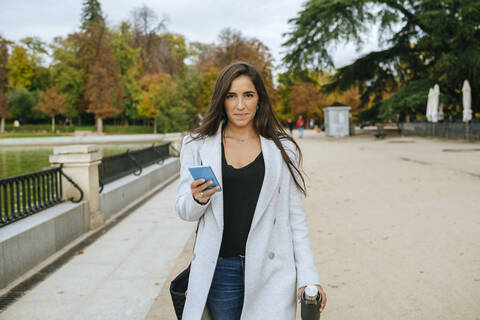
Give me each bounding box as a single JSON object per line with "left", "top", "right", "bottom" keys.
{"left": 0, "top": 0, "right": 379, "bottom": 73}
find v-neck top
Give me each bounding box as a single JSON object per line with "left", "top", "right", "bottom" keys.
{"left": 219, "top": 142, "right": 265, "bottom": 258}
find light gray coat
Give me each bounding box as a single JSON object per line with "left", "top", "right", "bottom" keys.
{"left": 175, "top": 126, "right": 321, "bottom": 320}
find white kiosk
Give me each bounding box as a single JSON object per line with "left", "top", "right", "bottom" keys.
{"left": 324, "top": 102, "right": 351, "bottom": 137}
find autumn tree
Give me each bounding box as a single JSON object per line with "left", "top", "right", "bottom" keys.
{"left": 84, "top": 28, "right": 124, "bottom": 133}
{"left": 19, "top": 37, "right": 51, "bottom": 91}
{"left": 130, "top": 5, "right": 172, "bottom": 75}
{"left": 6, "top": 37, "right": 50, "bottom": 93}
{"left": 36, "top": 87, "right": 67, "bottom": 132}
{"left": 81, "top": 0, "right": 124, "bottom": 132}
{"left": 191, "top": 29, "right": 276, "bottom": 111}
{"left": 283, "top": 0, "right": 480, "bottom": 121}
{"left": 137, "top": 71, "right": 200, "bottom": 133}
{"left": 289, "top": 82, "right": 329, "bottom": 118}
{"left": 276, "top": 70, "right": 334, "bottom": 121}
{"left": 0, "top": 36, "right": 12, "bottom": 133}
{"left": 137, "top": 73, "right": 170, "bottom": 133}
{"left": 7, "top": 45, "right": 36, "bottom": 90}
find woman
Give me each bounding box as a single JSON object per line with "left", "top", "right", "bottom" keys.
{"left": 175, "top": 62, "right": 326, "bottom": 319}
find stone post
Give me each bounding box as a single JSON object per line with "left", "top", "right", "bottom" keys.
{"left": 49, "top": 145, "right": 104, "bottom": 230}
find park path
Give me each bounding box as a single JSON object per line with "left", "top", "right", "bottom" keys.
{"left": 148, "top": 131, "right": 480, "bottom": 320}
{"left": 0, "top": 176, "right": 195, "bottom": 320}
{"left": 298, "top": 132, "right": 480, "bottom": 320}
{"left": 2, "top": 130, "right": 480, "bottom": 319}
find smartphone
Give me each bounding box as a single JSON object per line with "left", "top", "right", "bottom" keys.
{"left": 188, "top": 165, "right": 222, "bottom": 192}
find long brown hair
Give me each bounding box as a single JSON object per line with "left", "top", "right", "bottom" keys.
{"left": 191, "top": 61, "right": 307, "bottom": 195}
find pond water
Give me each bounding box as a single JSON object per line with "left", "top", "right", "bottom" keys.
{"left": 0, "top": 143, "right": 157, "bottom": 179}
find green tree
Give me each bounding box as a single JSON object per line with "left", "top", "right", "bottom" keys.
{"left": 50, "top": 34, "right": 86, "bottom": 122}
{"left": 81, "top": 0, "right": 105, "bottom": 31}
{"left": 0, "top": 36, "right": 12, "bottom": 133}
{"left": 7, "top": 87, "right": 44, "bottom": 123}
{"left": 111, "top": 21, "right": 141, "bottom": 124}
{"left": 137, "top": 71, "right": 200, "bottom": 133}
{"left": 283, "top": 0, "right": 480, "bottom": 121}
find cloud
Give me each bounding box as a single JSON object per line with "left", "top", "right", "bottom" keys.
{"left": 0, "top": 0, "right": 379, "bottom": 74}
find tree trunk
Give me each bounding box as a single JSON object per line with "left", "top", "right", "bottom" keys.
{"left": 97, "top": 117, "right": 103, "bottom": 133}
{"left": 153, "top": 117, "right": 157, "bottom": 134}
{"left": 0, "top": 116, "right": 5, "bottom": 134}
{"left": 51, "top": 115, "right": 55, "bottom": 133}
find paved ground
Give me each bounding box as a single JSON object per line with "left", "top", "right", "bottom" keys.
{"left": 2, "top": 130, "right": 480, "bottom": 319}
{"left": 0, "top": 178, "right": 195, "bottom": 320}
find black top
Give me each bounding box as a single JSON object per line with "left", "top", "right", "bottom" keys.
{"left": 219, "top": 142, "right": 265, "bottom": 258}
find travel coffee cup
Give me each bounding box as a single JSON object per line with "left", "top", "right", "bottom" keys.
{"left": 301, "top": 285, "right": 322, "bottom": 320}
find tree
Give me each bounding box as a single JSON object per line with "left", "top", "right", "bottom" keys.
{"left": 111, "top": 21, "right": 141, "bottom": 124}
{"left": 80, "top": 0, "right": 105, "bottom": 31}
{"left": 191, "top": 29, "right": 276, "bottom": 110}
{"left": 289, "top": 82, "right": 328, "bottom": 117}
{"left": 7, "top": 87, "right": 42, "bottom": 123}
{"left": 80, "top": 1, "right": 124, "bottom": 132}
{"left": 84, "top": 27, "right": 124, "bottom": 133}
{"left": 6, "top": 38, "right": 51, "bottom": 92}
{"left": 7, "top": 45, "right": 36, "bottom": 90}
{"left": 36, "top": 87, "right": 67, "bottom": 132}
{"left": 137, "top": 73, "right": 170, "bottom": 133}
{"left": 130, "top": 5, "right": 170, "bottom": 75}
{"left": 50, "top": 34, "right": 86, "bottom": 122}
{"left": 137, "top": 71, "right": 200, "bottom": 133}
{"left": 283, "top": 0, "right": 480, "bottom": 121}
{"left": 0, "top": 36, "right": 12, "bottom": 133}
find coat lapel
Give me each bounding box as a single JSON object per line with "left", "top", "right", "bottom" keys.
{"left": 198, "top": 125, "right": 224, "bottom": 229}
{"left": 198, "top": 129, "right": 281, "bottom": 232}
{"left": 250, "top": 136, "right": 281, "bottom": 232}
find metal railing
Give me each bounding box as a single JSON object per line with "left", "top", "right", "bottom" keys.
{"left": 0, "top": 166, "right": 83, "bottom": 227}
{"left": 400, "top": 121, "right": 480, "bottom": 141}
{"left": 99, "top": 143, "right": 170, "bottom": 191}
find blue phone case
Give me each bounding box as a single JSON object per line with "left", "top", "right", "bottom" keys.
{"left": 188, "top": 166, "right": 222, "bottom": 192}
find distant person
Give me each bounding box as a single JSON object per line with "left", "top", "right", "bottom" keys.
{"left": 175, "top": 62, "right": 326, "bottom": 319}
{"left": 309, "top": 118, "right": 314, "bottom": 129}
{"left": 296, "top": 115, "right": 305, "bottom": 138}
{"left": 287, "top": 118, "right": 294, "bottom": 135}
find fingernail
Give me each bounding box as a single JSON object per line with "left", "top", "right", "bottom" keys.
{"left": 200, "top": 179, "right": 205, "bottom": 182}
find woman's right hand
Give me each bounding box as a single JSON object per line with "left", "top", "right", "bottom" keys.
{"left": 191, "top": 179, "right": 220, "bottom": 204}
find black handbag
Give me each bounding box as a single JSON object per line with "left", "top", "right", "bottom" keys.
{"left": 169, "top": 222, "right": 199, "bottom": 320}
{"left": 169, "top": 264, "right": 191, "bottom": 319}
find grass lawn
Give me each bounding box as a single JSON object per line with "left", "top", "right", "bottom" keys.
{"left": 0, "top": 132, "right": 73, "bottom": 138}
{"left": 0, "top": 124, "right": 155, "bottom": 137}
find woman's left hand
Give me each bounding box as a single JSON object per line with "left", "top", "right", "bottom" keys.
{"left": 297, "top": 284, "right": 327, "bottom": 312}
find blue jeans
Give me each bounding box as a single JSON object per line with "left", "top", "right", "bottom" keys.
{"left": 298, "top": 127, "right": 304, "bottom": 138}
{"left": 207, "top": 256, "right": 245, "bottom": 320}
